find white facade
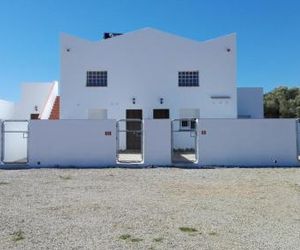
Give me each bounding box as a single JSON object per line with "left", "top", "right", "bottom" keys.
{"left": 237, "top": 87, "right": 264, "bottom": 118}
{"left": 60, "top": 28, "right": 237, "bottom": 120}
{"left": 0, "top": 100, "right": 15, "bottom": 120}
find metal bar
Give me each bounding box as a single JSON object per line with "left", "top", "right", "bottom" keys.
{"left": 3, "top": 131, "right": 28, "bottom": 133}
{"left": 118, "top": 130, "right": 142, "bottom": 133}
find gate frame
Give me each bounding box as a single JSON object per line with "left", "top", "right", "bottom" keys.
{"left": 1, "top": 120, "right": 29, "bottom": 165}
{"left": 116, "top": 119, "right": 144, "bottom": 163}
{"left": 171, "top": 118, "right": 199, "bottom": 164}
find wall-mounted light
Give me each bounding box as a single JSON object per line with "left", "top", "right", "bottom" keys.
{"left": 226, "top": 48, "right": 231, "bottom": 52}
{"left": 160, "top": 97, "right": 164, "bottom": 104}
{"left": 34, "top": 105, "right": 38, "bottom": 112}
{"left": 132, "top": 97, "right": 136, "bottom": 104}
{"left": 66, "top": 48, "right": 71, "bottom": 52}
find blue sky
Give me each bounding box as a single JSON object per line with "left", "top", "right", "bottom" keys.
{"left": 0, "top": 0, "right": 299, "bottom": 101}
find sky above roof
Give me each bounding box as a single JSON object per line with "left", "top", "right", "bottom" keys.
{"left": 0, "top": 0, "right": 299, "bottom": 101}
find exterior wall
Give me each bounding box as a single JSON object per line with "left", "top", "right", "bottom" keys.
{"left": 237, "top": 87, "right": 264, "bottom": 118}
{"left": 61, "top": 28, "right": 237, "bottom": 120}
{"left": 14, "top": 82, "right": 55, "bottom": 120}
{"left": 39, "top": 82, "right": 59, "bottom": 119}
{"left": 143, "top": 119, "right": 171, "bottom": 165}
{"left": 198, "top": 119, "right": 300, "bottom": 166}
{"left": 28, "top": 120, "right": 116, "bottom": 167}
{"left": 0, "top": 100, "right": 15, "bottom": 120}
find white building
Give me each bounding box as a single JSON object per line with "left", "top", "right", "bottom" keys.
{"left": 1, "top": 28, "right": 299, "bottom": 167}
{"left": 60, "top": 28, "right": 263, "bottom": 121}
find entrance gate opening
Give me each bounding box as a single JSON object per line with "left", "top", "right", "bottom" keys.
{"left": 116, "top": 119, "right": 143, "bottom": 163}
{"left": 171, "top": 119, "right": 198, "bottom": 163}
{"left": 1, "top": 120, "right": 29, "bottom": 164}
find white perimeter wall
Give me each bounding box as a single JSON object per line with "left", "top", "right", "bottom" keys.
{"left": 237, "top": 87, "right": 264, "bottom": 119}
{"left": 143, "top": 119, "right": 171, "bottom": 165}
{"left": 198, "top": 119, "right": 300, "bottom": 166}
{"left": 28, "top": 120, "right": 116, "bottom": 167}
{"left": 0, "top": 100, "right": 15, "bottom": 120}
{"left": 61, "top": 28, "right": 237, "bottom": 120}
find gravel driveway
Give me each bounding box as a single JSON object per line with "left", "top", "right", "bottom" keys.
{"left": 0, "top": 168, "right": 299, "bottom": 250}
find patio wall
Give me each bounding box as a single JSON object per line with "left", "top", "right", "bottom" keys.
{"left": 28, "top": 120, "right": 116, "bottom": 167}
{"left": 198, "top": 119, "right": 300, "bottom": 166}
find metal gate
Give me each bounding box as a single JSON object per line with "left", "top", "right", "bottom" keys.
{"left": 171, "top": 119, "right": 199, "bottom": 163}
{"left": 116, "top": 119, "right": 143, "bottom": 163}
{"left": 1, "top": 120, "right": 29, "bottom": 164}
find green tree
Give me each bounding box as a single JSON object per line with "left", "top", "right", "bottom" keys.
{"left": 264, "top": 86, "right": 300, "bottom": 118}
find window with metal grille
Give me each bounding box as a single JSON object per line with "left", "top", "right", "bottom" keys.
{"left": 178, "top": 71, "right": 199, "bottom": 87}
{"left": 86, "top": 71, "right": 107, "bottom": 87}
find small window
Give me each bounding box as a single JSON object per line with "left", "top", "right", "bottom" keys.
{"left": 190, "top": 120, "right": 196, "bottom": 129}
{"left": 178, "top": 71, "right": 199, "bottom": 87}
{"left": 86, "top": 71, "right": 107, "bottom": 87}
{"left": 181, "top": 120, "right": 189, "bottom": 128}
{"left": 153, "top": 109, "right": 170, "bottom": 119}
{"left": 180, "top": 119, "right": 197, "bottom": 130}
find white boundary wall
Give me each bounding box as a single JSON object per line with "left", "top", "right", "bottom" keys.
{"left": 6, "top": 118, "right": 298, "bottom": 167}
{"left": 28, "top": 120, "right": 116, "bottom": 167}
{"left": 143, "top": 119, "right": 171, "bottom": 165}
{"left": 198, "top": 119, "right": 300, "bottom": 167}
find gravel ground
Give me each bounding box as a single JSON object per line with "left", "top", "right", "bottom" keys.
{"left": 0, "top": 168, "right": 299, "bottom": 250}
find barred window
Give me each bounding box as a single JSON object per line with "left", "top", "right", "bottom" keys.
{"left": 86, "top": 71, "right": 107, "bottom": 87}
{"left": 178, "top": 71, "right": 199, "bottom": 87}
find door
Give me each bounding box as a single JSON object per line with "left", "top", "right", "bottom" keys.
{"left": 126, "top": 109, "right": 142, "bottom": 150}
{"left": 153, "top": 109, "right": 170, "bottom": 119}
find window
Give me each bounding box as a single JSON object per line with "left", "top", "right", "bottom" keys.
{"left": 178, "top": 71, "right": 199, "bottom": 87}
{"left": 86, "top": 71, "right": 107, "bottom": 87}
{"left": 180, "top": 119, "right": 197, "bottom": 130}
{"left": 153, "top": 109, "right": 170, "bottom": 119}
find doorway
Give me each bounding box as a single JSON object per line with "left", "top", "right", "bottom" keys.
{"left": 116, "top": 110, "right": 143, "bottom": 163}
{"left": 153, "top": 109, "right": 170, "bottom": 119}
{"left": 171, "top": 119, "right": 198, "bottom": 164}
{"left": 126, "top": 109, "right": 143, "bottom": 150}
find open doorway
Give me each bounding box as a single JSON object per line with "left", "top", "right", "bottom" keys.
{"left": 116, "top": 110, "right": 143, "bottom": 163}
{"left": 171, "top": 119, "right": 198, "bottom": 164}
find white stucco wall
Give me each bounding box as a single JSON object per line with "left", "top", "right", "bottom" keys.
{"left": 0, "top": 100, "right": 15, "bottom": 120}
{"left": 14, "top": 82, "right": 55, "bottom": 119}
{"left": 143, "top": 119, "right": 171, "bottom": 165}
{"left": 39, "top": 81, "right": 59, "bottom": 119}
{"left": 198, "top": 119, "right": 299, "bottom": 166}
{"left": 60, "top": 28, "right": 237, "bottom": 120}
{"left": 28, "top": 120, "right": 116, "bottom": 167}
{"left": 237, "top": 87, "right": 264, "bottom": 118}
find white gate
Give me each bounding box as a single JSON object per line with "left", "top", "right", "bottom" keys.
{"left": 1, "top": 120, "right": 29, "bottom": 164}
{"left": 171, "top": 119, "right": 199, "bottom": 163}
